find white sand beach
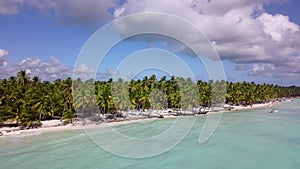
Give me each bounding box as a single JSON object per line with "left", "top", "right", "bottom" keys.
{"left": 0, "top": 117, "right": 171, "bottom": 137}
{"left": 207, "top": 101, "right": 275, "bottom": 115}
{"left": 0, "top": 101, "right": 277, "bottom": 137}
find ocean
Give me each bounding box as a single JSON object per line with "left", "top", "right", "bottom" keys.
{"left": 1, "top": 99, "right": 300, "bottom": 169}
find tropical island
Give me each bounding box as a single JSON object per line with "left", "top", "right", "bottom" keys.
{"left": 0, "top": 70, "right": 299, "bottom": 136}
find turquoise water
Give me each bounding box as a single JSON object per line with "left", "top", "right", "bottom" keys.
{"left": 1, "top": 100, "right": 300, "bottom": 169}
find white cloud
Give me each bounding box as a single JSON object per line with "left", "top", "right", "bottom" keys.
{"left": 50, "top": 56, "right": 61, "bottom": 66}
{"left": 0, "top": 0, "right": 24, "bottom": 15}
{"left": 73, "top": 64, "right": 117, "bottom": 81}
{"left": 51, "top": 0, "right": 117, "bottom": 28}
{"left": 0, "top": 48, "right": 8, "bottom": 57}
{"left": 248, "top": 63, "right": 275, "bottom": 76}
{"left": 0, "top": 48, "right": 9, "bottom": 66}
{"left": 0, "top": 54, "right": 71, "bottom": 81}
{"left": 0, "top": 49, "right": 119, "bottom": 81}
{"left": 258, "top": 13, "right": 299, "bottom": 42}
{"left": 191, "top": 0, "right": 271, "bottom": 15}
{"left": 96, "top": 66, "right": 117, "bottom": 79}
{"left": 17, "top": 57, "right": 71, "bottom": 81}
{"left": 74, "top": 64, "right": 96, "bottom": 74}
{"left": 112, "top": 0, "right": 300, "bottom": 81}
{"left": 0, "top": 0, "right": 118, "bottom": 29}
{"left": 114, "top": 6, "right": 125, "bottom": 18}
{"left": 18, "top": 58, "right": 42, "bottom": 67}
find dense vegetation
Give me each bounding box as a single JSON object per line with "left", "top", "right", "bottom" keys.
{"left": 0, "top": 71, "right": 299, "bottom": 128}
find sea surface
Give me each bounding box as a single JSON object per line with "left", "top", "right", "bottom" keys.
{"left": 1, "top": 99, "right": 300, "bottom": 169}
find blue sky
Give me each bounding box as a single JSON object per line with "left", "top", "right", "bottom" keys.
{"left": 0, "top": 0, "right": 299, "bottom": 86}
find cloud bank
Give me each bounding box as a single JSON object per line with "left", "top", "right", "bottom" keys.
{"left": 0, "top": 51, "right": 71, "bottom": 81}
{"left": 112, "top": 0, "right": 300, "bottom": 81}
{"left": 0, "top": 0, "right": 118, "bottom": 28}
{"left": 0, "top": 48, "right": 115, "bottom": 81}
{"left": 0, "top": 0, "right": 24, "bottom": 15}
{"left": 0, "top": 0, "right": 299, "bottom": 83}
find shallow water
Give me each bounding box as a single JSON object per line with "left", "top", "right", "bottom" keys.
{"left": 1, "top": 99, "right": 300, "bottom": 169}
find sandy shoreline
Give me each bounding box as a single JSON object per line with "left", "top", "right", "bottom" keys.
{"left": 207, "top": 101, "right": 275, "bottom": 114}
{"left": 0, "top": 117, "right": 178, "bottom": 137}
{"left": 0, "top": 102, "right": 277, "bottom": 137}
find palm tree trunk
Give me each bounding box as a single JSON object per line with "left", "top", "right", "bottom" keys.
{"left": 39, "top": 112, "right": 42, "bottom": 121}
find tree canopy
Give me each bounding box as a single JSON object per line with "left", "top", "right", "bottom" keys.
{"left": 0, "top": 71, "right": 299, "bottom": 128}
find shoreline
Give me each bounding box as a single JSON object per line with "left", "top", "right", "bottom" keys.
{"left": 0, "top": 117, "right": 178, "bottom": 137}
{"left": 0, "top": 101, "right": 280, "bottom": 137}
{"left": 207, "top": 101, "right": 276, "bottom": 114}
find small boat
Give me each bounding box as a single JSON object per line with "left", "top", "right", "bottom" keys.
{"left": 270, "top": 108, "right": 279, "bottom": 113}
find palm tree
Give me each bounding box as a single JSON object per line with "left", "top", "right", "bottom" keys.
{"left": 112, "top": 79, "right": 131, "bottom": 112}
{"left": 17, "top": 70, "right": 30, "bottom": 86}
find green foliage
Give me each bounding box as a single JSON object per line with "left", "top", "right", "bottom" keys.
{"left": 0, "top": 71, "right": 299, "bottom": 128}
{"left": 0, "top": 71, "right": 75, "bottom": 128}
